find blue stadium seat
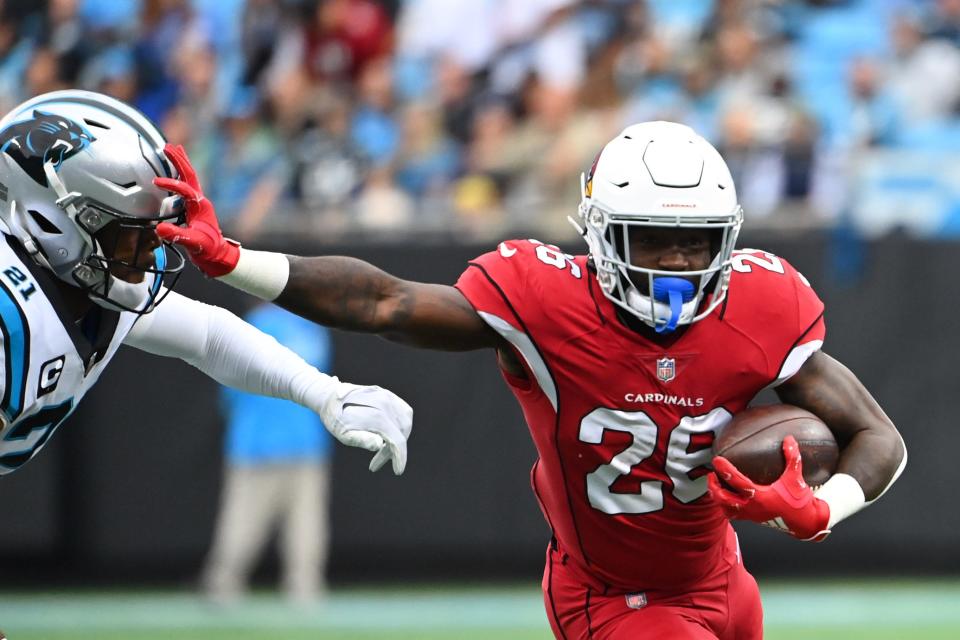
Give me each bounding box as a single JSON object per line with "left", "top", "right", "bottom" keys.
{"left": 850, "top": 150, "right": 960, "bottom": 238}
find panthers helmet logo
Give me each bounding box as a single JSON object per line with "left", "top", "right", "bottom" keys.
{"left": 0, "top": 110, "right": 95, "bottom": 186}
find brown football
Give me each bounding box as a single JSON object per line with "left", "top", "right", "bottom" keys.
{"left": 713, "top": 404, "right": 839, "bottom": 487}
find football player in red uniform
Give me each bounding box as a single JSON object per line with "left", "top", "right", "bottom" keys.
{"left": 157, "top": 122, "right": 906, "bottom": 639}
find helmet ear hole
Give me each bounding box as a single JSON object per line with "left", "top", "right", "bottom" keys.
{"left": 27, "top": 209, "right": 62, "bottom": 234}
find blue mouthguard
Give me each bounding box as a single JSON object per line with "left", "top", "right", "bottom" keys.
{"left": 652, "top": 277, "right": 695, "bottom": 334}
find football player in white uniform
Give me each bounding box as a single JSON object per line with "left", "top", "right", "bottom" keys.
{"left": 0, "top": 90, "right": 412, "bottom": 476}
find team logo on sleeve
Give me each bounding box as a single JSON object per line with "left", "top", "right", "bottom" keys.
{"left": 656, "top": 357, "right": 676, "bottom": 383}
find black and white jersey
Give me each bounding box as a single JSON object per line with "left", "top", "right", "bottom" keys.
{"left": 0, "top": 233, "right": 157, "bottom": 474}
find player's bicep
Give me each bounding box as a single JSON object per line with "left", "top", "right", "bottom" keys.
{"left": 775, "top": 351, "right": 905, "bottom": 501}
{"left": 379, "top": 281, "right": 502, "bottom": 351}
{"left": 775, "top": 351, "right": 898, "bottom": 447}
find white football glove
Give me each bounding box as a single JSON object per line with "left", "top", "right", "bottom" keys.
{"left": 320, "top": 382, "right": 413, "bottom": 474}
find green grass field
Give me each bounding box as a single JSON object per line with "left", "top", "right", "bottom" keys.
{"left": 0, "top": 579, "right": 955, "bottom": 639}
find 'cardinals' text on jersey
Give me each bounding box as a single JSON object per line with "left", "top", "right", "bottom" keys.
{"left": 455, "top": 239, "right": 824, "bottom": 592}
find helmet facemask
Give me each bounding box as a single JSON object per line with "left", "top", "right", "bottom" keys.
{"left": 579, "top": 199, "right": 741, "bottom": 332}
{"left": 65, "top": 193, "right": 186, "bottom": 314}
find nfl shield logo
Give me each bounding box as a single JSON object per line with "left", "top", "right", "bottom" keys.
{"left": 625, "top": 592, "right": 648, "bottom": 609}
{"left": 656, "top": 357, "right": 676, "bottom": 383}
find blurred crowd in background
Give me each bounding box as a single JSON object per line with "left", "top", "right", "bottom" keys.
{"left": 2, "top": 0, "right": 960, "bottom": 242}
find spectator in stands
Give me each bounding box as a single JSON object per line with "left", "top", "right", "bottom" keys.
{"left": 886, "top": 11, "right": 960, "bottom": 126}
{"left": 24, "top": 47, "right": 66, "bottom": 97}
{"left": 433, "top": 56, "right": 481, "bottom": 146}
{"left": 926, "top": 0, "right": 960, "bottom": 45}
{"left": 0, "top": 10, "right": 39, "bottom": 114}
{"left": 285, "top": 91, "right": 366, "bottom": 222}
{"left": 79, "top": 45, "right": 137, "bottom": 104}
{"left": 170, "top": 41, "right": 222, "bottom": 143}
{"left": 713, "top": 22, "right": 778, "bottom": 111}
{"left": 197, "top": 87, "right": 291, "bottom": 241}
{"left": 615, "top": 31, "right": 681, "bottom": 120}
{"left": 354, "top": 164, "right": 414, "bottom": 231}
{"left": 395, "top": 0, "right": 497, "bottom": 75}
{"left": 841, "top": 57, "right": 900, "bottom": 149}
{"left": 41, "top": 0, "right": 90, "bottom": 86}
{"left": 302, "top": 0, "right": 392, "bottom": 85}
{"left": 489, "top": 0, "right": 586, "bottom": 95}
{"left": 458, "top": 96, "right": 515, "bottom": 219}
{"left": 717, "top": 105, "right": 784, "bottom": 219}
{"left": 135, "top": 0, "right": 203, "bottom": 123}
{"left": 395, "top": 101, "right": 461, "bottom": 203}
{"left": 350, "top": 56, "right": 400, "bottom": 168}
{"left": 4, "top": 0, "right": 960, "bottom": 238}
{"left": 203, "top": 303, "right": 335, "bottom": 605}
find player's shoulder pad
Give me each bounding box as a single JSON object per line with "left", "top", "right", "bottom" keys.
{"left": 456, "top": 239, "right": 587, "bottom": 328}
{"left": 725, "top": 248, "right": 824, "bottom": 335}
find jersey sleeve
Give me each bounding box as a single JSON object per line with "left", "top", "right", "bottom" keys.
{"left": 727, "top": 250, "right": 825, "bottom": 386}
{"left": 767, "top": 258, "right": 826, "bottom": 386}
{"left": 455, "top": 240, "right": 560, "bottom": 406}
{"left": 454, "top": 240, "right": 535, "bottom": 335}
{"left": 770, "top": 257, "right": 825, "bottom": 385}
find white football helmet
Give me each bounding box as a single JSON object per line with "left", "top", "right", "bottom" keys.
{"left": 0, "top": 90, "right": 185, "bottom": 313}
{"left": 574, "top": 121, "right": 743, "bottom": 332}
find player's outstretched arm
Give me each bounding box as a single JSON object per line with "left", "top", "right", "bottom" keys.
{"left": 277, "top": 255, "right": 499, "bottom": 350}
{"left": 123, "top": 290, "right": 413, "bottom": 474}
{"left": 155, "top": 144, "right": 500, "bottom": 352}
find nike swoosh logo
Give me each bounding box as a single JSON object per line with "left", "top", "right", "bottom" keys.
{"left": 499, "top": 243, "right": 517, "bottom": 257}
{"left": 342, "top": 402, "right": 374, "bottom": 410}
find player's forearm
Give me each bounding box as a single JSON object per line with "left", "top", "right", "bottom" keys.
{"left": 776, "top": 351, "right": 906, "bottom": 500}
{"left": 809, "top": 424, "right": 905, "bottom": 530}
{"left": 219, "top": 248, "right": 499, "bottom": 350}
{"left": 831, "top": 422, "right": 906, "bottom": 502}
{"left": 193, "top": 306, "right": 340, "bottom": 418}
{"left": 797, "top": 375, "right": 905, "bottom": 501}
{"left": 125, "top": 290, "right": 340, "bottom": 415}
{"left": 276, "top": 254, "right": 404, "bottom": 334}
{"left": 130, "top": 292, "right": 330, "bottom": 401}
{"left": 216, "top": 248, "right": 400, "bottom": 334}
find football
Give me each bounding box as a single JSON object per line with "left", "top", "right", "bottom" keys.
{"left": 713, "top": 404, "right": 839, "bottom": 487}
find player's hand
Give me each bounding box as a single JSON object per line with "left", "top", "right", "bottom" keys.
{"left": 322, "top": 383, "right": 413, "bottom": 475}
{"left": 153, "top": 143, "right": 240, "bottom": 277}
{"left": 707, "top": 436, "right": 831, "bottom": 542}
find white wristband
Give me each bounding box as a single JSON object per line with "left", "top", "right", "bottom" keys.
{"left": 814, "top": 473, "right": 866, "bottom": 529}
{"left": 217, "top": 247, "right": 290, "bottom": 301}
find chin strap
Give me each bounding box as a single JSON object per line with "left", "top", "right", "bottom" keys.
{"left": 652, "top": 277, "right": 695, "bottom": 334}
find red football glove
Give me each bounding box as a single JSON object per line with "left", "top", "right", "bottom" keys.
{"left": 154, "top": 144, "right": 240, "bottom": 277}
{"left": 707, "top": 435, "right": 831, "bottom": 542}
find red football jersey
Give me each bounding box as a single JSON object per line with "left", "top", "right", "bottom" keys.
{"left": 455, "top": 239, "right": 825, "bottom": 592}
